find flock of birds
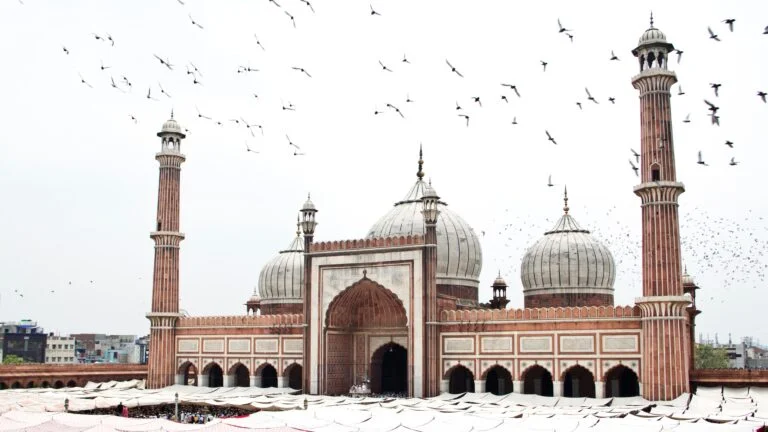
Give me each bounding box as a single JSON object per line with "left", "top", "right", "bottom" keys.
{"left": 5, "top": 2, "right": 767, "bottom": 339}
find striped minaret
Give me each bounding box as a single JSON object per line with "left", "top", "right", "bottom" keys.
{"left": 631, "top": 15, "right": 691, "bottom": 401}
{"left": 146, "top": 114, "right": 186, "bottom": 389}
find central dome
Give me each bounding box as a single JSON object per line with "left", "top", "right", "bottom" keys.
{"left": 520, "top": 190, "right": 615, "bottom": 308}
{"left": 366, "top": 151, "right": 482, "bottom": 294}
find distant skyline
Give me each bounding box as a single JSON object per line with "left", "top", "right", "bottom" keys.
{"left": 0, "top": 1, "right": 766, "bottom": 341}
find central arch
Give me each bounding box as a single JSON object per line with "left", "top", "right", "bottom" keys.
{"left": 205, "top": 363, "right": 223, "bottom": 388}
{"left": 258, "top": 363, "right": 278, "bottom": 388}
{"left": 285, "top": 363, "right": 303, "bottom": 390}
{"left": 485, "top": 365, "right": 513, "bottom": 395}
{"left": 324, "top": 276, "right": 409, "bottom": 395}
{"left": 447, "top": 365, "right": 475, "bottom": 394}
{"left": 230, "top": 363, "right": 250, "bottom": 387}
{"left": 604, "top": 365, "right": 639, "bottom": 398}
{"left": 179, "top": 362, "right": 198, "bottom": 386}
{"left": 371, "top": 343, "right": 407, "bottom": 395}
{"left": 562, "top": 365, "right": 595, "bottom": 398}
{"left": 522, "top": 365, "right": 553, "bottom": 396}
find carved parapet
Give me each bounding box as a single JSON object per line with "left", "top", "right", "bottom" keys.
{"left": 439, "top": 305, "right": 641, "bottom": 322}
{"left": 635, "top": 296, "right": 690, "bottom": 319}
{"left": 310, "top": 234, "right": 423, "bottom": 252}
{"left": 177, "top": 313, "right": 304, "bottom": 328}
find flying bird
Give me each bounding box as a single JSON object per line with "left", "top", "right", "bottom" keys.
{"left": 146, "top": 86, "right": 158, "bottom": 101}
{"left": 78, "top": 73, "right": 93, "bottom": 88}
{"left": 540, "top": 60, "right": 548, "bottom": 72}
{"left": 153, "top": 54, "right": 173, "bottom": 70}
{"left": 729, "top": 157, "right": 739, "bottom": 166}
{"left": 683, "top": 113, "right": 691, "bottom": 123}
{"left": 608, "top": 97, "right": 616, "bottom": 104}
{"left": 678, "top": 86, "right": 685, "bottom": 96}
{"left": 188, "top": 13, "right": 204, "bottom": 29}
{"left": 445, "top": 59, "right": 463, "bottom": 77}
{"left": 697, "top": 151, "right": 708, "bottom": 166}
{"left": 268, "top": 0, "right": 281, "bottom": 7}
{"left": 100, "top": 60, "right": 110, "bottom": 70}
{"left": 724, "top": 140, "right": 734, "bottom": 148}
{"left": 195, "top": 106, "right": 211, "bottom": 120}
{"left": 758, "top": 91, "right": 767, "bottom": 103}
{"left": 370, "top": 4, "right": 381, "bottom": 15}
{"left": 631, "top": 148, "right": 640, "bottom": 163}
{"left": 501, "top": 83, "right": 520, "bottom": 97}
{"left": 254, "top": 35, "right": 266, "bottom": 51}
{"left": 707, "top": 26, "right": 721, "bottom": 41}
{"left": 547, "top": 175, "right": 554, "bottom": 187}
{"left": 106, "top": 33, "right": 114, "bottom": 46}
{"left": 723, "top": 18, "right": 735, "bottom": 32}
{"left": 299, "top": 0, "right": 315, "bottom": 13}
{"left": 458, "top": 114, "right": 470, "bottom": 127}
{"left": 674, "top": 49, "right": 684, "bottom": 64}
{"left": 286, "top": 135, "right": 300, "bottom": 150}
{"left": 241, "top": 118, "right": 263, "bottom": 136}
{"left": 585, "top": 87, "right": 598, "bottom": 104}
{"left": 557, "top": 18, "right": 572, "bottom": 33}
{"left": 545, "top": 130, "right": 557, "bottom": 145}
{"left": 472, "top": 96, "right": 482, "bottom": 107}
{"left": 501, "top": 95, "right": 508, "bottom": 103}
{"left": 378, "top": 60, "right": 393, "bottom": 72}
{"left": 386, "top": 103, "right": 404, "bottom": 118}
{"left": 244, "top": 141, "right": 259, "bottom": 154}
{"left": 610, "top": 50, "right": 619, "bottom": 61}
{"left": 511, "top": 116, "right": 517, "bottom": 125}
{"left": 402, "top": 54, "right": 410, "bottom": 64}
{"left": 62, "top": 46, "right": 69, "bottom": 55}
{"left": 129, "top": 115, "right": 137, "bottom": 124}
{"left": 158, "top": 83, "right": 171, "bottom": 98}
{"left": 704, "top": 99, "right": 720, "bottom": 114}
{"left": 710, "top": 83, "right": 722, "bottom": 97}
{"left": 576, "top": 102, "right": 583, "bottom": 110}
{"left": 710, "top": 114, "right": 720, "bottom": 126}
{"left": 566, "top": 33, "right": 574, "bottom": 43}
{"left": 406, "top": 93, "right": 414, "bottom": 103}
{"left": 110, "top": 77, "right": 124, "bottom": 92}
{"left": 292, "top": 66, "right": 312, "bottom": 77}
{"left": 629, "top": 160, "right": 639, "bottom": 176}
{"left": 284, "top": 10, "right": 296, "bottom": 27}
{"left": 455, "top": 101, "right": 463, "bottom": 110}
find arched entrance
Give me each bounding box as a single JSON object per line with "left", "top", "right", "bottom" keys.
{"left": 54, "top": 381, "right": 64, "bottom": 389}
{"left": 485, "top": 366, "right": 513, "bottom": 395}
{"left": 260, "top": 364, "right": 278, "bottom": 388}
{"left": 523, "top": 365, "right": 553, "bottom": 396}
{"left": 26, "top": 381, "right": 35, "bottom": 388}
{"left": 285, "top": 364, "right": 302, "bottom": 390}
{"left": 448, "top": 365, "right": 475, "bottom": 393}
{"left": 324, "top": 275, "right": 408, "bottom": 395}
{"left": 232, "top": 364, "right": 250, "bottom": 387}
{"left": 371, "top": 343, "right": 407, "bottom": 395}
{"left": 604, "top": 365, "right": 639, "bottom": 398}
{"left": 66, "top": 380, "right": 77, "bottom": 388}
{"left": 206, "top": 364, "right": 223, "bottom": 388}
{"left": 562, "top": 365, "right": 595, "bottom": 398}
{"left": 11, "top": 382, "right": 21, "bottom": 389}
{"left": 41, "top": 381, "right": 50, "bottom": 388}
{"left": 179, "top": 362, "right": 198, "bottom": 386}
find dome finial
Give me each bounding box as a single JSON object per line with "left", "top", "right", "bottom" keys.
{"left": 296, "top": 214, "right": 301, "bottom": 237}
{"left": 417, "top": 143, "right": 424, "bottom": 180}
{"left": 649, "top": 11, "right": 654, "bottom": 28}
{"left": 170, "top": 108, "right": 174, "bottom": 119}
{"left": 563, "top": 185, "right": 569, "bottom": 215}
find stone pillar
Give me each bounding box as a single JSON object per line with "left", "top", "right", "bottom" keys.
{"left": 440, "top": 380, "right": 449, "bottom": 394}
{"left": 250, "top": 375, "right": 259, "bottom": 387}
{"left": 553, "top": 381, "right": 563, "bottom": 397}
{"left": 223, "top": 375, "right": 233, "bottom": 388}
{"left": 474, "top": 380, "right": 486, "bottom": 393}
{"left": 198, "top": 374, "right": 209, "bottom": 387}
{"left": 595, "top": 381, "right": 605, "bottom": 399}
{"left": 421, "top": 172, "right": 440, "bottom": 398}
{"left": 513, "top": 381, "right": 523, "bottom": 394}
{"left": 277, "top": 377, "right": 287, "bottom": 388}
{"left": 175, "top": 374, "right": 184, "bottom": 385}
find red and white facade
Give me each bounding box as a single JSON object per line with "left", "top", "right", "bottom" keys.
{"left": 147, "top": 24, "right": 694, "bottom": 401}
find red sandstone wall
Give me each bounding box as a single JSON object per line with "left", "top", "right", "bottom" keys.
{"left": 525, "top": 293, "right": 614, "bottom": 308}
{"left": 259, "top": 303, "right": 303, "bottom": 315}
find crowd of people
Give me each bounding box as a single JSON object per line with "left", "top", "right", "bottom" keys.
{"left": 80, "top": 402, "right": 254, "bottom": 423}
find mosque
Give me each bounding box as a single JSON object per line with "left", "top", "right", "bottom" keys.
{"left": 146, "top": 23, "right": 701, "bottom": 401}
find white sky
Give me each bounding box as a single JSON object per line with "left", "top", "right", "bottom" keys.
{"left": 0, "top": 0, "right": 766, "bottom": 344}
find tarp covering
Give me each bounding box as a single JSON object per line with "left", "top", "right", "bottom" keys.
{"left": 0, "top": 382, "right": 766, "bottom": 431}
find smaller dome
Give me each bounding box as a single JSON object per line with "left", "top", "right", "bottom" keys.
{"left": 423, "top": 182, "right": 439, "bottom": 199}
{"left": 638, "top": 27, "right": 667, "bottom": 45}
{"left": 301, "top": 194, "right": 317, "bottom": 212}
{"left": 247, "top": 294, "right": 261, "bottom": 303}
{"left": 682, "top": 271, "right": 696, "bottom": 286}
{"left": 492, "top": 273, "right": 507, "bottom": 287}
{"left": 160, "top": 118, "right": 183, "bottom": 135}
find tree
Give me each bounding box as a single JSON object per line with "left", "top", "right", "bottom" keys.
{"left": 2, "top": 355, "right": 24, "bottom": 365}
{"left": 695, "top": 344, "right": 729, "bottom": 369}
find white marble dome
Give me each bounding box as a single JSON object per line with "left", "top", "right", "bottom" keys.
{"left": 520, "top": 207, "right": 615, "bottom": 298}
{"left": 366, "top": 178, "right": 482, "bottom": 288}
{"left": 638, "top": 27, "right": 666, "bottom": 45}
{"left": 160, "top": 117, "right": 183, "bottom": 135}
{"left": 256, "top": 231, "right": 304, "bottom": 304}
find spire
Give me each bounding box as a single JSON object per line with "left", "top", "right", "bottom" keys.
{"left": 170, "top": 108, "right": 174, "bottom": 119}
{"left": 649, "top": 11, "right": 654, "bottom": 28}
{"left": 296, "top": 214, "right": 301, "bottom": 237}
{"left": 563, "top": 185, "right": 570, "bottom": 215}
{"left": 417, "top": 144, "right": 424, "bottom": 180}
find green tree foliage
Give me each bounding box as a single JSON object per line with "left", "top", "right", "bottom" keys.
{"left": 695, "top": 344, "right": 729, "bottom": 369}
{"left": 1, "top": 355, "right": 24, "bottom": 365}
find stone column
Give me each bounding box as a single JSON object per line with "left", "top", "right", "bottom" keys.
{"left": 595, "top": 381, "right": 605, "bottom": 399}
{"left": 553, "top": 381, "right": 563, "bottom": 397}
{"left": 198, "top": 374, "right": 209, "bottom": 387}
{"left": 250, "top": 375, "right": 258, "bottom": 387}
{"left": 277, "top": 377, "right": 287, "bottom": 388}
{"left": 440, "top": 380, "right": 449, "bottom": 394}
{"left": 223, "top": 375, "right": 233, "bottom": 388}
{"left": 513, "top": 381, "right": 523, "bottom": 394}
{"left": 175, "top": 374, "right": 184, "bottom": 385}
{"left": 474, "top": 380, "right": 486, "bottom": 393}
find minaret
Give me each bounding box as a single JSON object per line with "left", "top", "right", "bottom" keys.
{"left": 421, "top": 158, "right": 440, "bottom": 397}
{"left": 631, "top": 16, "right": 691, "bottom": 400}
{"left": 146, "top": 114, "right": 186, "bottom": 389}
{"left": 300, "top": 195, "right": 317, "bottom": 394}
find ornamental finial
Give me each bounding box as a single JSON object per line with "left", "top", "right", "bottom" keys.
{"left": 417, "top": 143, "right": 424, "bottom": 180}
{"left": 296, "top": 215, "right": 301, "bottom": 237}
{"left": 563, "top": 185, "right": 569, "bottom": 215}
{"left": 649, "top": 11, "right": 654, "bottom": 28}
{"left": 170, "top": 108, "right": 174, "bottom": 119}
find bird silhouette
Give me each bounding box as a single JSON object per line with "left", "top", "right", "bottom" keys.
{"left": 406, "top": 94, "right": 414, "bottom": 103}
{"left": 547, "top": 175, "right": 554, "bottom": 187}
{"left": 386, "top": 103, "right": 404, "bottom": 118}
{"left": 576, "top": 102, "right": 583, "bottom": 110}
{"left": 729, "top": 157, "right": 739, "bottom": 166}
{"left": 631, "top": 148, "right": 640, "bottom": 163}
{"left": 710, "top": 83, "right": 722, "bottom": 97}
{"left": 244, "top": 141, "right": 259, "bottom": 154}
{"left": 292, "top": 66, "right": 312, "bottom": 78}
{"left": 99, "top": 60, "right": 110, "bottom": 70}
{"left": 683, "top": 113, "right": 691, "bottom": 123}
{"left": 704, "top": 99, "right": 720, "bottom": 114}
{"left": 401, "top": 54, "right": 410, "bottom": 64}
{"left": 445, "top": 59, "right": 464, "bottom": 77}
{"left": 286, "top": 135, "right": 300, "bottom": 150}
{"left": 697, "top": 151, "right": 709, "bottom": 166}
{"left": 268, "top": 0, "right": 281, "bottom": 7}
{"left": 285, "top": 10, "right": 296, "bottom": 27}
{"left": 725, "top": 140, "right": 734, "bottom": 148}
{"left": 585, "top": 87, "right": 598, "bottom": 104}
{"left": 540, "top": 60, "right": 548, "bottom": 72}
{"left": 458, "top": 114, "right": 470, "bottom": 127}
{"left": 501, "top": 95, "right": 508, "bottom": 103}
{"left": 608, "top": 97, "right": 616, "bottom": 104}
{"left": 188, "top": 13, "right": 204, "bottom": 29}
{"left": 710, "top": 114, "right": 720, "bottom": 126}
{"left": 629, "top": 160, "right": 639, "bottom": 176}
{"left": 511, "top": 116, "right": 518, "bottom": 125}
{"left": 378, "top": 60, "right": 393, "bottom": 72}
{"left": 472, "top": 96, "right": 482, "bottom": 107}
{"left": 195, "top": 106, "right": 211, "bottom": 120}
{"left": 62, "top": 46, "right": 69, "bottom": 55}
{"left": 545, "top": 130, "right": 557, "bottom": 145}
{"left": 566, "top": 33, "right": 574, "bottom": 43}
{"left": 723, "top": 19, "right": 735, "bottom": 32}
{"left": 455, "top": 101, "right": 463, "bottom": 111}
{"left": 299, "top": 0, "right": 315, "bottom": 13}
{"left": 708, "top": 26, "right": 721, "bottom": 41}
{"left": 254, "top": 35, "right": 266, "bottom": 51}
{"left": 78, "top": 73, "right": 93, "bottom": 88}
{"left": 609, "top": 50, "right": 619, "bottom": 61}
{"left": 557, "top": 18, "right": 572, "bottom": 33}
{"left": 758, "top": 91, "right": 767, "bottom": 103}
{"left": 501, "top": 83, "right": 520, "bottom": 97}
{"left": 370, "top": 4, "right": 381, "bottom": 16}
{"left": 677, "top": 86, "right": 685, "bottom": 96}
{"left": 158, "top": 83, "right": 171, "bottom": 98}
{"left": 674, "top": 49, "right": 684, "bottom": 64}
{"left": 110, "top": 77, "right": 124, "bottom": 92}
{"left": 146, "top": 87, "right": 158, "bottom": 101}
{"left": 153, "top": 54, "right": 173, "bottom": 70}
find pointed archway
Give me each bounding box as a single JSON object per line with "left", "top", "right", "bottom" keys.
{"left": 324, "top": 275, "right": 408, "bottom": 395}
{"left": 178, "top": 362, "right": 198, "bottom": 386}
{"left": 447, "top": 365, "right": 475, "bottom": 394}
{"left": 485, "top": 365, "right": 513, "bottom": 395}
{"left": 231, "top": 364, "right": 250, "bottom": 387}
{"left": 604, "top": 365, "right": 639, "bottom": 397}
{"left": 285, "top": 363, "right": 303, "bottom": 390}
{"left": 371, "top": 343, "right": 407, "bottom": 395}
{"left": 205, "top": 363, "right": 223, "bottom": 388}
{"left": 522, "top": 365, "right": 553, "bottom": 396}
{"left": 562, "top": 365, "right": 595, "bottom": 398}
{"left": 259, "top": 364, "right": 278, "bottom": 388}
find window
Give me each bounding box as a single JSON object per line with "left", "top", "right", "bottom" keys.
{"left": 651, "top": 165, "right": 660, "bottom": 181}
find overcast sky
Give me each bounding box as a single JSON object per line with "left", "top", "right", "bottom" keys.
{"left": 0, "top": 0, "right": 766, "bottom": 344}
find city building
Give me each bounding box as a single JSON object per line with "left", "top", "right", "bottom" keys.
{"left": 45, "top": 335, "right": 76, "bottom": 364}
{"left": 1, "top": 320, "right": 46, "bottom": 363}
{"left": 71, "top": 334, "right": 140, "bottom": 364}
{"left": 145, "top": 22, "right": 699, "bottom": 401}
